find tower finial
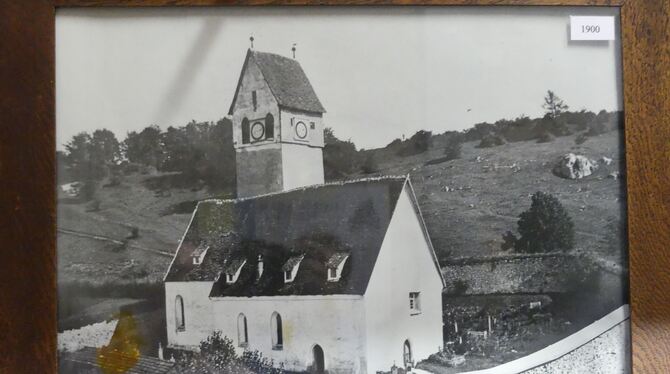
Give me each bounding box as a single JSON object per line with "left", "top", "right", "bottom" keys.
{"left": 250, "top": 36, "right": 254, "bottom": 49}
{"left": 292, "top": 43, "right": 297, "bottom": 59}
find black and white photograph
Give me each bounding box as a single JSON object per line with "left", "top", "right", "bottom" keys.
{"left": 56, "top": 7, "right": 629, "bottom": 374}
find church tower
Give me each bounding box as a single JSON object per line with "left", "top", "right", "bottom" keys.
{"left": 228, "top": 49, "right": 326, "bottom": 198}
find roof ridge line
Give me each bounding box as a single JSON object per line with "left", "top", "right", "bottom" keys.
{"left": 200, "top": 175, "right": 409, "bottom": 205}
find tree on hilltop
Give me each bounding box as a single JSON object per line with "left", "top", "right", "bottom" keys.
{"left": 542, "top": 90, "right": 569, "bottom": 119}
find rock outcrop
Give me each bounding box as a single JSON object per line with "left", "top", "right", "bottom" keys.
{"left": 553, "top": 153, "right": 598, "bottom": 179}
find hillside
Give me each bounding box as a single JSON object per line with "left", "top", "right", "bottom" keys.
{"left": 57, "top": 129, "right": 625, "bottom": 285}
{"left": 58, "top": 172, "right": 210, "bottom": 284}
{"left": 363, "top": 129, "right": 625, "bottom": 265}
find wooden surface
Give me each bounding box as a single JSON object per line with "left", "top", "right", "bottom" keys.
{"left": 621, "top": 0, "right": 670, "bottom": 372}
{"left": 0, "top": 0, "right": 57, "bottom": 373}
{"left": 0, "top": 0, "right": 668, "bottom": 373}
{"left": 53, "top": 0, "right": 624, "bottom": 6}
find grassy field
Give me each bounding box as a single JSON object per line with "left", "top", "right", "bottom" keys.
{"left": 363, "top": 129, "right": 626, "bottom": 266}
{"left": 57, "top": 129, "right": 625, "bottom": 285}
{"left": 57, "top": 171, "right": 210, "bottom": 284}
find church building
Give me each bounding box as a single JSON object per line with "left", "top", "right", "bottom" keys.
{"left": 164, "top": 48, "right": 445, "bottom": 373}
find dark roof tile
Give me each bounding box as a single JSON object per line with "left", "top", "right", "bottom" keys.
{"left": 224, "top": 256, "right": 247, "bottom": 275}
{"left": 281, "top": 254, "right": 305, "bottom": 272}
{"left": 228, "top": 49, "right": 326, "bottom": 115}
{"left": 326, "top": 252, "right": 350, "bottom": 268}
{"left": 165, "top": 177, "right": 407, "bottom": 297}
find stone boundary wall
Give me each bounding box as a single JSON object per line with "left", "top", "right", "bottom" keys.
{"left": 442, "top": 253, "right": 585, "bottom": 295}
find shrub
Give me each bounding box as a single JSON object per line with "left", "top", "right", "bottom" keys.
{"left": 103, "top": 174, "right": 123, "bottom": 188}
{"left": 397, "top": 130, "right": 432, "bottom": 156}
{"left": 513, "top": 192, "right": 575, "bottom": 253}
{"left": 126, "top": 226, "right": 140, "bottom": 239}
{"left": 79, "top": 180, "right": 98, "bottom": 201}
{"left": 535, "top": 115, "right": 571, "bottom": 137}
{"left": 498, "top": 115, "right": 536, "bottom": 142}
{"left": 443, "top": 136, "right": 462, "bottom": 161}
{"left": 85, "top": 199, "right": 101, "bottom": 212}
{"left": 323, "top": 127, "right": 359, "bottom": 180}
{"left": 199, "top": 332, "right": 237, "bottom": 366}
{"left": 574, "top": 133, "right": 589, "bottom": 145}
{"left": 501, "top": 230, "right": 517, "bottom": 251}
{"left": 241, "top": 350, "right": 285, "bottom": 374}
{"left": 536, "top": 132, "right": 555, "bottom": 143}
{"left": 561, "top": 110, "right": 596, "bottom": 131}
{"left": 477, "top": 134, "right": 505, "bottom": 148}
{"left": 172, "top": 332, "right": 285, "bottom": 374}
{"left": 450, "top": 280, "right": 469, "bottom": 295}
{"left": 360, "top": 152, "right": 379, "bottom": 174}
{"left": 586, "top": 120, "right": 608, "bottom": 136}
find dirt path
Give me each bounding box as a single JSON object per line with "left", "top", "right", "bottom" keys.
{"left": 57, "top": 228, "right": 173, "bottom": 258}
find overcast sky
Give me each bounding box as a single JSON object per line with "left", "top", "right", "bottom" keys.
{"left": 56, "top": 7, "right": 621, "bottom": 150}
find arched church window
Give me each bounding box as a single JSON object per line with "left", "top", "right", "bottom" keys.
{"left": 265, "top": 114, "right": 274, "bottom": 139}
{"left": 175, "top": 295, "right": 185, "bottom": 331}
{"left": 237, "top": 313, "right": 248, "bottom": 347}
{"left": 241, "top": 118, "right": 250, "bottom": 144}
{"left": 403, "top": 339, "right": 413, "bottom": 369}
{"left": 271, "top": 312, "right": 283, "bottom": 350}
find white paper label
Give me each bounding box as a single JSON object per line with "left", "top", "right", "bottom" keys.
{"left": 570, "top": 16, "right": 615, "bottom": 41}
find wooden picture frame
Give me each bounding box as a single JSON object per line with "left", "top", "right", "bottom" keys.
{"left": 0, "top": 0, "right": 667, "bottom": 372}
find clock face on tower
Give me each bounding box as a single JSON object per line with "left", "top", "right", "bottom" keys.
{"left": 295, "top": 121, "right": 308, "bottom": 139}
{"left": 251, "top": 122, "right": 265, "bottom": 141}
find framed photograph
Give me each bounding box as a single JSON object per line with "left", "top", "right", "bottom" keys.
{"left": 0, "top": 1, "right": 668, "bottom": 374}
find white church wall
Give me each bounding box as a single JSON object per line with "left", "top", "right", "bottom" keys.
{"left": 211, "top": 295, "right": 367, "bottom": 373}
{"left": 363, "top": 185, "right": 444, "bottom": 373}
{"left": 279, "top": 108, "right": 324, "bottom": 148}
{"left": 165, "top": 281, "right": 215, "bottom": 349}
{"left": 281, "top": 143, "right": 325, "bottom": 191}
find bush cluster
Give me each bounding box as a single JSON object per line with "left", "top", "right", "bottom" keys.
{"left": 396, "top": 130, "right": 433, "bottom": 157}
{"left": 503, "top": 192, "right": 575, "bottom": 253}
{"left": 59, "top": 119, "right": 237, "bottom": 197}
{"left": 174, "top": 332, "right": 285, "bottom": 374}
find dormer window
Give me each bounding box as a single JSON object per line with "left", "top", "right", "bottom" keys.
{"left": 282, "top": 254, "right": 305, "bottom": 284}
{"left": 326, "top": 252, "right": 349, "bottom": 282}
{"left": 191, "top": 244, "right": 209, "bottom": 265}
{"left": 224, "top": 257, "right": 247, "bottom": 284}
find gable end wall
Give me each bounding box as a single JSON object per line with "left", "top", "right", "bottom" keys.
{"left": 363, "top": 184, "right": 444, "bottom": 372}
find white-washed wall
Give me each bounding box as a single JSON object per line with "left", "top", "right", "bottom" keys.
{"left": 364, "top": 186, "right": 444, "bottom": 373}
{"left": 279, "top": 108, "right": 324, "bottom": 148}
{"left": 165, "top": 282, "right": 215, "bottom": 349}
{"left": 281, "top": 143, "right": 324, "bottom": 190}
{"left": 211, "top": 295, "right": 366, "bottom": 373}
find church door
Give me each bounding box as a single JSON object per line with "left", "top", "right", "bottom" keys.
{"left": 312, "top": 344, "right": 325, "bottom": 373}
